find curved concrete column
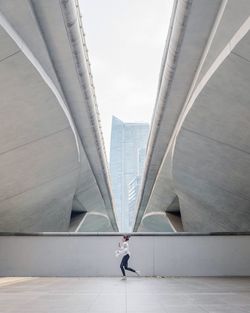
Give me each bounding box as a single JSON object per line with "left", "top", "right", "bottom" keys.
{"left": 76, "top": 212, "right": 113, "bottom": 232}
{"left": 0, "top": 0, "right": 118, "bottom": 232}
{"left": 134, "top": 0, "right": 250, "bottom": 232}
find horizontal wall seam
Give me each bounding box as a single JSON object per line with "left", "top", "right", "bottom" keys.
{"left": 0, "top": 126, "right": 72, "bottom": 158}
{"left": 183, "top": 126, "right": 250, "bottom": 157}
{"left": 0, "top": 50, "right": 20, "bottom": 63}
{"left": 231, "top": 51, "right": 250, "bottom": 63}
{"left": 0, "top": 167, "right": 80, "bottom": 204}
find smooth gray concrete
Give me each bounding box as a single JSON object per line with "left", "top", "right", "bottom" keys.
{"left": 1, "top": 234, "right": 250, "bottom": 277}
{"left": 134, "top": 0, "right": 250, "bottom": 233}
{"left": 0, "top": 1, "right": 118, "bottom": 232}
{"left": 1, "top": 277, "right": 250, "bottom": 313}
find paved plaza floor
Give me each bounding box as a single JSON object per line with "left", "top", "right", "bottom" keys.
{"left": 0, "top": 276, "right": 250, "bottom": 312}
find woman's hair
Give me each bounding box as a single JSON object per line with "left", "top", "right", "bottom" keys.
{"left": 123, "top": 235, "right": 130, "bottom": 241}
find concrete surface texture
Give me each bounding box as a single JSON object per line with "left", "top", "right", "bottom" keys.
{"left": 1, "top": 277, "right": 250, "bottom": 313}
{"left": 134, "top": 0, "right": 250, "bottom": 232}
{"left": 0, "top": 0, "right": 117, "bottom": 232}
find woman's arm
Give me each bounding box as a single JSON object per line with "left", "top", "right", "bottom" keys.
{"left": 119, "top": 242, "right": 128, "bottom": 254}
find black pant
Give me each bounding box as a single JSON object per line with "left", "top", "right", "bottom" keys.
{"left": 120, "top": 254, "right": 136, "bottom": 276}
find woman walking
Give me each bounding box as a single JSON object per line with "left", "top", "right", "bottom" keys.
{"left": 115, "top": 235, "right": 140, "bottom": 280}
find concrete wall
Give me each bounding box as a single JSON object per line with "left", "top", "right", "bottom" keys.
{"left": 0, "top": 234, "right": 250, "bottom": 277}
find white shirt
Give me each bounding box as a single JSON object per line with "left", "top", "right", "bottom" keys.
{"left": 115, "top": 241, "right": 130, "bottom": 257}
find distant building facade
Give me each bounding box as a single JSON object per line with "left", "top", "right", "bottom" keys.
{"left": 128, "top": 176, "right": 141, "bottom": 229}
{"left": 110, "top": 116, "right": 149, "bottom": 231}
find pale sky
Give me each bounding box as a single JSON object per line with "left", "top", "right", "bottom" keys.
{"left": 79, "top": 0, "right": 174, "bottom": 158}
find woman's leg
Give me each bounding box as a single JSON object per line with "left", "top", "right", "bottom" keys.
{"left": 120, "top": 256, "right": 126, "bottom": 276}
{"left": 124, "top": 255, "right": 136, "bottom": 273}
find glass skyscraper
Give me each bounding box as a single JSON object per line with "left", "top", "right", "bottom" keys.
{"left": 110, "top": 116, "right": 149, "bottom": 232}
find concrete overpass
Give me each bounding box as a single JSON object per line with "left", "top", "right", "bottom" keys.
{"left": 0, "top": 0, "right": 118, "bottom": 232}
{"left": 134, "top": 0, "right": 250, "bottom": 232}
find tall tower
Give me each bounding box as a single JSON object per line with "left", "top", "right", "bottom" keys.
{"left": 110, "top": 116, "right": 149, "bottom": 231}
